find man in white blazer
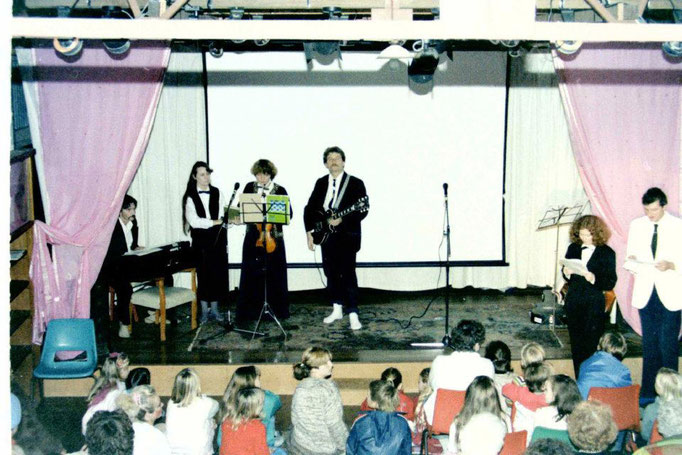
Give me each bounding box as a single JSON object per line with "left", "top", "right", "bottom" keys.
{"left": 624, "top": 187, "right": 682, "bottom": 402}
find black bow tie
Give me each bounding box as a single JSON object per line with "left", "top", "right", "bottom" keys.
{"left": 198, "top": 190, "right": 210, "bottom": 194}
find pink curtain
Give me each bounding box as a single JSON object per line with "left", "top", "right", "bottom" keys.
{"left": 28, "top": 41, "right": 170, "bottom": 344}
{"left": 554, "top": 43, "right": 681, "bottom": 334}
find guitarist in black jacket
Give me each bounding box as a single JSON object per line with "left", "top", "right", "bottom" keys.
{"left": 304, "top": 146, "right": 369, "bottom": 330}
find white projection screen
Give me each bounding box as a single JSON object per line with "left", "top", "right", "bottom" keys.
{"left": 206, "top": 50, "right": 507, "bottom": 268}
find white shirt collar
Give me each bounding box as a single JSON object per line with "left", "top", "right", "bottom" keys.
{"left": 328, "top": 171, "right": 345, "bottom": 185}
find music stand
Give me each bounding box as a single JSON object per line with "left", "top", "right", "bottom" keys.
{"left": 536, "top": 201, "right": 588, "bottom": 346}
{"left": 240, "top": 193, "right": 290, "bottom": 342}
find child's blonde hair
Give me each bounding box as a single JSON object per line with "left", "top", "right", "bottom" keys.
{"left": 293, "top": 346, "right": 332, "bottom": 380}
{"left": 369, "top": 380, "right": 399, "bottom": 412}
{"left": 171, "top": 368, "right": 201, "bottom": 407}
{"left": 520, "top": 342, "right": 546, "bottom": 368}
{"left": 655, "top": 368, "right": 682, "bottom": 402}
{"left": 87, "top": 355, "right": 126, "bottom": 403}
{"left": 219, "top": 366, "right": 260, "bottom": 423}
{"left": 226, "top": 387, "right": 264, "bottom": 429}
{"left": 117, "top": 385, "right": 161, "bottom": 423}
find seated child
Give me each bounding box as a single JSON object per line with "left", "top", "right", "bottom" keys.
{"left": 218, "top": 366, "right": 283, "bottom": 449}
{"left": 82, "top": 353, "right": 130, "bottom": 435}
{"left": 347, "top": 379, "right": 412, "bottom": 455}
{"left": 165, "top": 368, "right": 219, "bottom": 455}
{"left": 220, "top": 387, "right": 269, "bottom": 455}
{"left": 484, "top": 340, "right": 515, "bottom": 416}
{"left": 117, "top": 385, "right": 171, "bottom": 455}
{"left": 411, "top": 368, "right": 443, "bottom": 454}
{"left": 360, "top": 367, "right": 415, "bottom": 422}
{"left": 447, "top": 376, "right": 510, "bottom": 454}
{"left": 502, "top": 361, "right": 551, "bottom": 438}
{"left": 576, "top": 331, "right": 632, "bottom": 399}
{"left": 513, "top": 342, "right": 546, "bottom": 386}
{"left": 640, "top": 368, "right": 682, "bottom": 443}
{"left": 533, "top": 374, "right": 582, "bottom": 436}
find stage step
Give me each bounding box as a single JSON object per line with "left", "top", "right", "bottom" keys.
{"left": 38, "top": 357, "right": 651, "bottom": 405}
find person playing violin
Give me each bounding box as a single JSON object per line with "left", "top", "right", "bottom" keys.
{"left": 236, "top": 159, "right": 291, "bottom": 322}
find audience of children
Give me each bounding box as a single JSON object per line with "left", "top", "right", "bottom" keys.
{"left": 360, "top": 367, "right": 416, "bottom": 423}
{"left": 484, "top": 340, "right": 516, "bottom": 416}
{"left": 218, "top": 365, "right": 283, "bottom": 449}
{"left": 502, "top": 361, "right": 552, "bottom": 439}
{"left": 165, "top": 368, "right": 219, "bottom": 455}
{"left": 117, "top": 385, "right": 171, "bottom": 455}
{"left": 446, "top": 376, "right": 510, "bottom": 454}
{"left": 425, "top": 320, "right": 494, "bottom": 424}
{"left": 347, "top": 379, "right": 412, "bottom": 454}
{"left": 567, "top": 401, "right": 618, "bottom": 455}
{"left": 289, "top": 346, "right": 348, "bottom": 455}
{"left": 219, "top": 387, "right": 269, "bottom": 455}
{"left": 640, "top": 367, "right": 682, "bottom": 443}
{"left": 82, "top": 353, "right": 130, "bottom": 435}
{"left": 532, "top": 374, "right": 582, "bottom": 435}
{"left": 576, "top": 331, "right": 632, "bottom": 399}
{"left": 63, "top": 331, "right": 680, "bottom": 455}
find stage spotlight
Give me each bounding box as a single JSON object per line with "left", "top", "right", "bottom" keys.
{"left": 408, "top": 47, "right": 439, "bottom": 84}
{"left": 500, "top": 40, "right": 520, "bottom": 48}
{"left": 662, "top": 41, "right": 682, "bottom": 58}
{"left": 303, "top": 41, "right": 342, "bottom": 65}
{"left": 554, "top": 40, "right": 582, "bottom": 55}
{"left": 208, "top": 41, "right": 224, "bottom": 58}
{"left": 53, "top": 37, "right": 83, "bottom": 57}
{"left": 103, "top": 39, "right": 131, "bottom": 55}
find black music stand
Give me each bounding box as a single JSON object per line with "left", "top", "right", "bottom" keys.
{"left": 240, "top": 194, "right": 289, "bottom": 342}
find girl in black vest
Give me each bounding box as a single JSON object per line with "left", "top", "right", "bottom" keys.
{"left": 182, "top": 161, "right": 228, "bottom": 323}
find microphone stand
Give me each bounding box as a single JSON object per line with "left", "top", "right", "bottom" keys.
{"left": 201, "top": 183, "right": 254, "bottom": 344}
{"left": 442, "top": 183, "right": 452, "bottom": 347}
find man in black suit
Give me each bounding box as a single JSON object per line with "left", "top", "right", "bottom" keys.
{"left": 304, "top": 146, "right": 368, "bottom": 330}
{"left": 101, "top": 194, "right": 141, "bottom": 339}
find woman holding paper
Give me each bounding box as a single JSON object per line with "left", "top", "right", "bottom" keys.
{"left": 562, "top": 215, "right": 617, "bottom": 377}
{"left": 236, "top": 159, "right": 291, "bottom": 323}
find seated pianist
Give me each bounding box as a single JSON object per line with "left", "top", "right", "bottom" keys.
{"left": 99, "top": 194, "right": 144, "bottom": 339}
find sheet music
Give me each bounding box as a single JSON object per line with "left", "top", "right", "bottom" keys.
{"left": 559, "top": 258, "right": 588, "bottom": 276}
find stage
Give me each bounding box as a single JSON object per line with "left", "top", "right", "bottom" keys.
{"left": 33, "top": 286, "right": 661, "bottom": 401}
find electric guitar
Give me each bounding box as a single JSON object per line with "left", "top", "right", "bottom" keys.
{"left": 311, "top": 196, "right": 370, "bottom": 245}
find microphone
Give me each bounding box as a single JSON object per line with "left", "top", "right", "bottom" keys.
{"left": 228, "top": 182, "right": 240, "bottom": 208}
{"left": 443, "top": 183, "right": 448, "bottom": 199}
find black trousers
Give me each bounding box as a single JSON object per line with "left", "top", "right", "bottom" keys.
{"left": 639, "top": 287, "right": 681, "bottom": 399}
{"left": 321, "top": 234, "right": 359, "bottom": 314}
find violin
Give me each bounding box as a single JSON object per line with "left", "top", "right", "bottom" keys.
{"left": 255, "top": 223, "right": 277, "bottom": 253}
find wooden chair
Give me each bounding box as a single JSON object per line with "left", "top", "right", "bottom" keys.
{"left": 420, "top": 389, "right": 466, "bottom": 454}
{"left": 128, "top": 268, "right": 197, "bottom": 341}
{"left": 108, "top": 286, "right": 139, "bottom": 322}
{"left": 500, "top": 430, "right": 528, "bottom": 455}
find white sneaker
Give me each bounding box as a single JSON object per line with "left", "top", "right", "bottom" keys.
{"left": 144, "top": 313, "right": 168, "bottom": 325}
{"left": 118, "top": 324, "right": 131, "bottom": 338}
{"left": 349, "top": 313, "right": 362, "bottom": 330}
{"left": 323, "top": 304, "right": 344, "bottom": 324}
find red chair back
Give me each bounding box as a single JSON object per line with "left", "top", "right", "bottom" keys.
{"left": 500, "top": 430, "right": 528, "bottom": 455}
{"left": 430, "top": 389, "right": 466, "bottom": 435}
{"left": 587, "top": 385, "right": 641, "bottom": 431}
{"left": 650, "top": 419, "right": 663, "bottom": 444}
